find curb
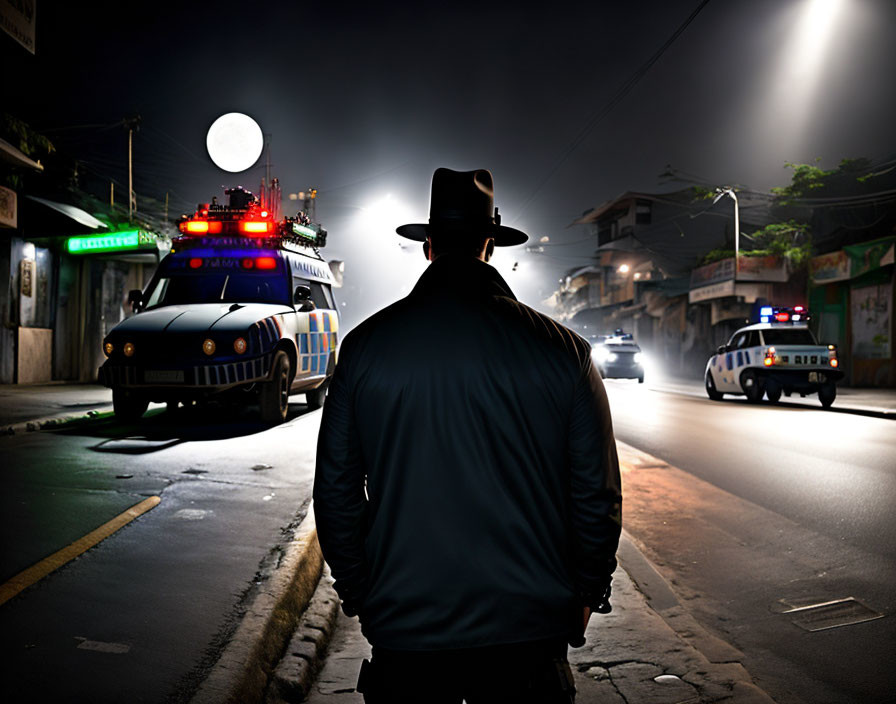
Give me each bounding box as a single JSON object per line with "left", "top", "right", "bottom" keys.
{"left": 1, "top": 407, "right": 114, "bottom": 436}
{"left": 647, "top": 383, "right": 895, "bottom": 420}
{"left": 265, "top": 566, "right": 340, "bottom": 704}
{"left": 190, "top": 505, "right": 324, "bottom": 704}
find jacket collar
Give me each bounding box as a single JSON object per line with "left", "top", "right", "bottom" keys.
{"left": 409, "top": 254, "right": 518, "bottom": 302}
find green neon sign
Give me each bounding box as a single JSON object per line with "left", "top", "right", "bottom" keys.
{"left": 66, "top": 230, "right": 156, "bottom": 254}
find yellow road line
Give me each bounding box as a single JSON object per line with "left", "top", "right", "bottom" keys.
{"left": 0, "top": 495, "right": 161, "bottom": 607}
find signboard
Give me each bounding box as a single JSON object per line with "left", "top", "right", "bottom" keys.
{"left": 1, "top": 0, "right": 35, "bottom": 54}
{"left": 690, "top": 258, "right": 734, "bottom": 288}
{"left": 66, "top": 230, "right": 157, "bottom": 254}
{"left": 19, "top": 259, "right": 33, "bottom": 297}
{"left": 0, "top": 185, "right": 16, "bottom": 228}
{"left": 689, "top": 280, "right": 735, "bottom": 303}
{"left": 851, "top": 283, "right": 891, "bottom": 359}
{"left": 845, "top": 237, "right": 896, "bottom": 279}
{"left": 810, "top": 250, "right": 851, "bottom": 284}
{"left": 688, "top": 281, "right": 771, "bottom": 304}
{"left": 735, "top": 254, "right": 789, "bottom": 282}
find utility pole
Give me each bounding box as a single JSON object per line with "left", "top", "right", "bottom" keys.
{"left": 714, "top": 187, "right": 740, "bottom": 279}
{"left": 124, "top": 115, "right": 142, "bottom": 221}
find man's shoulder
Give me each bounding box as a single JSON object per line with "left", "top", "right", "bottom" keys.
{"left": 493, "top": 296, "right": 591, "bottom": 361}
{"left": 341, "top": 298, "right": 411, "bottom": 349}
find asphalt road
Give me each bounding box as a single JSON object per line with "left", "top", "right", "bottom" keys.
{"left": 1, "top": 382, "right": 892, "bottom": 703}
{"left": 603, "top": 378, "right": 895, "bottom": 704}
{"left": 0, "top": 401, "right": 323, "bottom": 703}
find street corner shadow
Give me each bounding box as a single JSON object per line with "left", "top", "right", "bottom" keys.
{"left": 54, "top": 398, "right": 316, "bottom": 452}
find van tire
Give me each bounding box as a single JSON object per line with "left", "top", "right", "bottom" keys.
{"left": 260, "top": 351, "right": 290, "bottom": 424}
{"left": 705, "top": 372, "right": 723, "bottom": 401}
{"left": 742, "top": 370, "right": 763, "bottom": 403}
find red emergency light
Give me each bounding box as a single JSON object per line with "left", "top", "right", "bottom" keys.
{"left": 181, "top": 220, "right": 223, "bottom": 235}
{"left": 239, "top": 220, "right": 274, "bottom": 235}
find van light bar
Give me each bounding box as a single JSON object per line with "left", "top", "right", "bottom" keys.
{"left": 182, "top": 220, "right": 222, "bottom": 235}
{"left": 240, "top": 221, "right": 274, "bottom": 235}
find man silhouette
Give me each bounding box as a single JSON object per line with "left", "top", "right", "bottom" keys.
{"left": 314, "top": 167, "right": 621, "bottom": 703}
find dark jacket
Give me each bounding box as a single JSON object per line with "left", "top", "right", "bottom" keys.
{"left": 313, "top": 254, "right": 621, "bottom": 650}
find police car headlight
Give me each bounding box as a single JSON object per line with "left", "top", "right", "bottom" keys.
{"left": 103, "top": 341, "right": 114, "bottom": 356}
{"left": 123, "top": 342, "right": 136, "bottom": 358}
{"left": 607, "top": 352, "right": 618, "bottom": 363}
{"left": 634, "top": 352, "right": 643, "bottom": 364}
{"left": 203, "top": 339, "right": 216, "bottom": 356}
{"left": 593, "top": 346, "right": 610, "bottom": 363}
{"left": 233, "top": 337, "right": 247, "bottom": 355}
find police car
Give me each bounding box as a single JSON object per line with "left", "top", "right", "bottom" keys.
{"left": 704, "top": 306, "right": 843, "bottom": 408}
{"left": 592, "top": 331, "right": 645, "bottom": 383}
{"left": 99, "top": 187, "right": 339, "bottom": 424}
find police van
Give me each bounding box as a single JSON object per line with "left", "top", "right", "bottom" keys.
{"left": 99, "top": 187, "right": 339, "bottom": 424}
{"left": 591, "top": 331, "right": 645, "bottom": 383}
{"left": 704, "top": 306, "right": 843, "bottom": 408}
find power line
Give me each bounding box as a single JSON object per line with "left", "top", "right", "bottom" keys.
{"left": 511, "top": 0, "right": 713, "bottom": 224}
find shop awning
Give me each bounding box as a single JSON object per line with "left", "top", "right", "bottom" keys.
{"left": 26, "top": 196, "right": 108, "bottom": 230}
{"left": 0, "top": 138, "right": 44, "bottom": 172}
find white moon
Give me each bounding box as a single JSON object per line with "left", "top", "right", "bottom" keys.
{"left": 206, "top": 113, "right": 264, "bottom": 172}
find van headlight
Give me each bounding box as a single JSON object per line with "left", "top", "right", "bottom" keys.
{"left": 592, "top": 346, "right": 610, "bottom": 363}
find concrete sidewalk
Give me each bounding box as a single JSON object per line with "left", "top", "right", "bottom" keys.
{"left": 265, "top": 440, "right": 781, "bottom": 704}
{"left": 277, "top": 533, "right": 774, "bottom": 704}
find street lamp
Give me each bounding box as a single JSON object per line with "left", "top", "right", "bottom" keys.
{"left": 713, "top": 187, "right": 740, "bottom": 279}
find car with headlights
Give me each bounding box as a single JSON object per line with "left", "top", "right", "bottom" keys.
{"left": 98, "top": 187, "right": 339, "bottom": 424}
{"left": 591, "top": 332, "right": 645, "bottom": 383}
{"left": 704, "top": 306, "right": 842, "bottom": 407}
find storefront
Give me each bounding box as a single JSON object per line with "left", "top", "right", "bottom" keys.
{"left": 1, "top": 193, "right": 168, "bottom": 383}
{"left": 810, "top": 236, "right": 895, "bottom": 386}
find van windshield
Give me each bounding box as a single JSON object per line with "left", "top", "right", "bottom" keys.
{"left": 144, "top": 271, "right": 290, "bottom": 309}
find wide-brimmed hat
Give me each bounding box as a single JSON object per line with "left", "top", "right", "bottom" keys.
{"left": 396, "top": 168, "right": 528, "bottom": 246}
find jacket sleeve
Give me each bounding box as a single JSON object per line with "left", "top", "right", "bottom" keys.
{"left": 313, "top": 335, "right": 369, "bottom": 616}
{"left": 566, "top": 351, "right": 622, "bottom": 605}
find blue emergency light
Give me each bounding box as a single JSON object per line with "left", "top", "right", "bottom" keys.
{"left": 758, "top": 306, "right": 809, "bottom": 324}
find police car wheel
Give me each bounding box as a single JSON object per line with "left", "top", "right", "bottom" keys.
{"left": 705, "top": 372, "right": 723, "bottom": 401}
{"left": 742, "top": 370, "right": 764, "bottom": 403}
{"left": 260, "top": 351, "right": 290, "bottom": 423}
{"left": 113, "top": 389, "right": 149, "bottom": 421}
{"left": 818, "top": 383, "right": 836, "bottom": 408}
{"left": 766, "top": 384, "right": 782, "bottom": 404}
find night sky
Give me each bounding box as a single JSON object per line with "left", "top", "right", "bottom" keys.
{"left": 7, "top": 0, "right": 896, "bottom": 328}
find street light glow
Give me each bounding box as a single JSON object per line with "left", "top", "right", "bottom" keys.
{"left": 618, "top": 264, "right": 630, "bottom": 274}
{"left": 790, "top": 0, "right": 844, "bottom": 82}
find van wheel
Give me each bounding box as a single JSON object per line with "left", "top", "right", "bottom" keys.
{"left": 306, "top": 381, "right": 328, "bottom": 410}
{"left": 113, "top": 389, "right": 148, "bottom": 421}
{"left": 705, "top": 372, "right": 723, "bottom": 401}
{"left": 742, "top": 370, "right": 764, "bottom": 403}
{"left": 818, "top": 383, "right": 836, "bottom": 409}
{"left": 260, "top": 351, "right": 290, "bottom": 424}
{"left": 766, "top": 383, "right": 782, "bottom": 404}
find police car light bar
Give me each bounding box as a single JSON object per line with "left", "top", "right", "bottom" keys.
{"left": 757, "top": 306, "right": 810, "bottom": 324}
